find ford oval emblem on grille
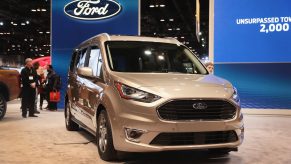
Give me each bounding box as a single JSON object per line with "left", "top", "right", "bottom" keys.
{"left": 64, "top": 0, "right": 122, "bottom": 20}
{"left": 193, "top": 102, "right": 208, "bottom": 110}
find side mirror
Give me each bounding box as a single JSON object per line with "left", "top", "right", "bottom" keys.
{"left": 77, "top": 67, "right": 93, "bottom": 77}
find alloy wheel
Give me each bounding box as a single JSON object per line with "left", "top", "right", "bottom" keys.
{"left": 98, "top": 113, "right": 108, "bottom": 153}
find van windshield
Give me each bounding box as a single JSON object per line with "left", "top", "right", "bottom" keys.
{"left": 105, "top": 41, "right": 208, "bottom": 74}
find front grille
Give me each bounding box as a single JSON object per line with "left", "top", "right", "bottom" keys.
{"left": 150, "top": 131, "right": 238, "bottom": 146}
{"left": 157, "top": 100, "right": 237, "bottom": 121}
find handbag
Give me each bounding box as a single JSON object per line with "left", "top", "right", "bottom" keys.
{"left": 50, "top": 91, "right": 60, "bottom": 102}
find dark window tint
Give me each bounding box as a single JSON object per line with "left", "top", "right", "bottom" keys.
{"left": 106, "top": 41, "right": 207, "bottom": 74}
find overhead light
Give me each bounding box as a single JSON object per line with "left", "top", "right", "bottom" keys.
{"left": 41, "top": 9, "right": 47, "bottom": 12}
{"left": 149, "top": 5, "right": 155, "bottom": 8}
{"left": 202, "top": 44, "right": 205, "bottom": 47}
{"left": 169, "top": 19, "right": 174, "bottom": 21}
{"left": 158, "top": 55, "right": 165, "bottom": 60}
{"left": 176, "top": 28, "right": 180, "bottom": 31}
{"left": 37, "top": 9, "right": 41, "bottom": 11}
{"left": 13, "top": 23, "right": 18, "bottom": 26}
{"left": 160, "top": 4, "right": 165, "bottom": 7}
{"left": 24, "top": 39, "right": 27, "bottom": 41}
{"left": 10, "top": 22, "right": 14, "bottom": 24}
{"left": 168, "top": 28, "right": 172, "bottom": 31}
{"left": 31, "top": 9, "right": 36, "bottom": 12}
{"left": 21, "top": 23, "right": 26, "bottom": 26}
{"left": 46, "top": 31, "right": 50, "bottom": 34}
{"left": 39, "top": 32, "right": 43, "bottom": 34}
{"left": 199, "top": 32, "right": 202, "bottom": 35}
{"left": 155, "top": 5, "right": 159, "bottom": 7}
{"left": 144, "top": 50, "right": 152, "bottom": 55}
{"left": 160, "top": 19, "right": 165, "bottom": 22}
{"left": 181, "top": 36, "right": 185, "bottom": 39}
{"left": 0, "top": 22, "right": 3, "bottom": 26}
{"left": 26, "top": 21, "right": 30, "bottom": 24}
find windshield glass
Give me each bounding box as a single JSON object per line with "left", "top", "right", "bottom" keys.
{"left": 105, "top": 41, "right": 208, "bottom": 74}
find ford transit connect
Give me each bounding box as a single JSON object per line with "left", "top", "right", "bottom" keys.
{"left": 65, "top": 33, "right": 244, "bottom": 161}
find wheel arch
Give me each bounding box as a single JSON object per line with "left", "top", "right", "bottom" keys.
{"left": 0, "top": 82, "right": 9, "bottom": 101}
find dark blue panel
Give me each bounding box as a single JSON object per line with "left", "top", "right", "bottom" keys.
{"left": 215, "top": 63, "right": 291, "bottom": 109}
{"left": 214, "top": 0, "right": 291, "bottom": 63}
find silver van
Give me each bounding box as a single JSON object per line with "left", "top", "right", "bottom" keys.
{"left": 65, "top": 33, "right": 244, "bottom": 161}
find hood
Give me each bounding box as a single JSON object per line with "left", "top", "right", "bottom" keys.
{"left": 111, "top": 72, "right": 234, "bottom": 99}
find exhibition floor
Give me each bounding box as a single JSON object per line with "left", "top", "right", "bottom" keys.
{"left": 1, "top": 100, "right": 291, "bottom": 164}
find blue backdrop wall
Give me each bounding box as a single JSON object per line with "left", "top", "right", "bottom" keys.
{"left": 52, "top": 0, "right": 139, "bottom": 108}
{"left": 214, "top": 0, "right": 291, "bottom": 109}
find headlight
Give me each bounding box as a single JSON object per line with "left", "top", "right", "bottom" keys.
{"left": 114, "top": 82, "right": 161, "bottom": 103}
{"left": 232, "top": 87, "right": 240, "bottom": 103}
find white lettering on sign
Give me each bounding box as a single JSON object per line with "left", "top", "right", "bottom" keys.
{"left": 74, "top": 1, "right": 109, "bottom": 16}
{"left": 235, "top": 16, "right": 291, "bottom": 34}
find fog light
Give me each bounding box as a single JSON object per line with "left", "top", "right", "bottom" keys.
{"left": 125, "top": 128, "right": 147, "bottom": 143}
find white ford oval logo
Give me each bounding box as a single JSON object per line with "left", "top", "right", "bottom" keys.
{"left": 193, "top": 103, "right": 208, "bottom": 110}
{"left": 64, "top": 0, "right": 122, "bottom": 20}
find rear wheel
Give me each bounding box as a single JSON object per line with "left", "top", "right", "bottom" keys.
{"left": 0, "top": 94, "right": 7, "bottom": 120}
{"left": 97, "top": 110, "right": 118, "bottom": 161}
{"left": 65, "top": 100, "right": 79, "bottom": 131}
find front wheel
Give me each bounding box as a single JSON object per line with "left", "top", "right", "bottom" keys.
{"left": 0, "top": 94, "right": 7, "bottom": 120}
{"left": 97, "top": 110, "right": 118, "bottom": 161}
{"left": 65, "top": 100, "right": 79, "bottom": 131}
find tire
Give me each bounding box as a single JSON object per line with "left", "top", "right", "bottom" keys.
{"left": 65, "top": 100, "right": 79, "bottom": 131}
{"left": 0, "top": 94, "right": 7, "bottom": 120}
{"left": 97, "top": 110, "right": 118, "bottom": 161}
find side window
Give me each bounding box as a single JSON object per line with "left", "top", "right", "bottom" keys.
{"left": 70, "top": 51, "right": 78, "bottom": 72}
{"left": 88, "top": 46, "right": 103, "bottom": 78}
{"left": 77, "top": 48, "right": 88, "bottom": 68}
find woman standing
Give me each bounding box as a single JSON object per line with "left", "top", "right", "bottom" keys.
{"left": 46, "top": 65, "right": 61, "bottom": 111}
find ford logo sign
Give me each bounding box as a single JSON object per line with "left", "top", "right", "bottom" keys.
{"left": 64, "top": 0, "right": 122, "bottom": 20}
{"left": 193, "top": 102, "right": 208, "bottom": 110}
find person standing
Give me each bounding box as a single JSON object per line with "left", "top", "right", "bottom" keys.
{"left": 21, "top": 58, "right": 38, "bottom": 118}
{"left": 33, "top": 62, "right": 41, "bottom": 114}
{"left": 46, "top": 65, "right": 61, "bottom": 111}
{"left": 205, "top": 62, "right": 214, "bottom": 74}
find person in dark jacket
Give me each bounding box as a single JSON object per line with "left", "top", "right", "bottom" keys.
{"left": 46, "top": 65, "right": 61, "bottom": 111}
{"left": 21, "top": 58, "right": 38, "bottom": 118}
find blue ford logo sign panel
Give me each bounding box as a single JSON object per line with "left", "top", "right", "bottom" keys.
{"left": 193, "top": 102, "right": 208, "bottom": 110}
{"left": 64, "top": 0, "right": 122, "bottom": 20}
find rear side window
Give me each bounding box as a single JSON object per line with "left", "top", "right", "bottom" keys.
{"left": 69, "top": 51, "right": 78, "bottom": 72}
{"left": 76, "top": 48, "right": 88, "bottom": 69}
{"left": 88, "top": 46, "right": 103, "bottom": 78}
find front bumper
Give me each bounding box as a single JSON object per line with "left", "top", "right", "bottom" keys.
{"left": 109, "top": 98, "right": 244, "bottom": 152}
